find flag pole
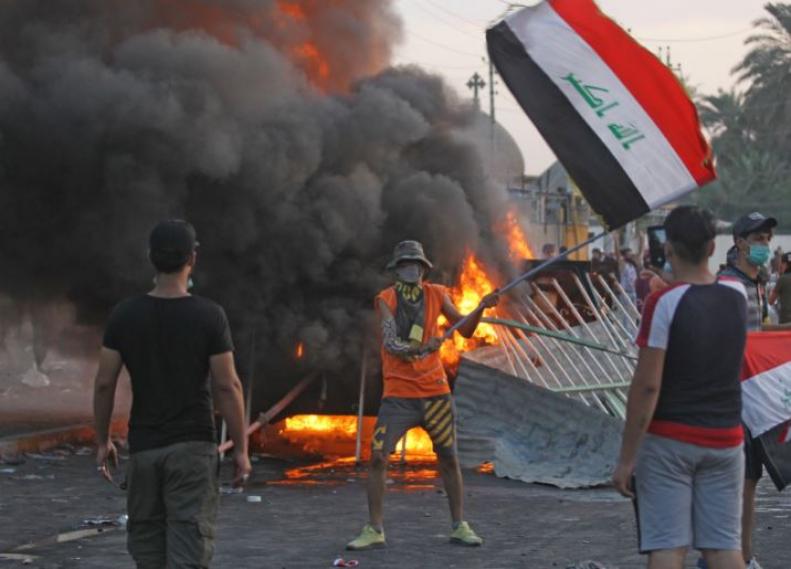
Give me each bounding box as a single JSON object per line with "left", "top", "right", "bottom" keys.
{"left": 442, "top": 229, "right": 610, "bottom": 340}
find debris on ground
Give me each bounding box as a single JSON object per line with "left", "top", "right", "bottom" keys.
{"left": 0, "top": 455, "right": 25, "bottom": 466}
{"left": 81, "top": 515, "right": 128, "bottom": 529}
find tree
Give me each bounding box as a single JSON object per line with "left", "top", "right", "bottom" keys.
{"left": 734, "top": 2, "right": 791, "bottom": 152}
{"left": 696, "top": 3, "right": 791, "bottom": 228}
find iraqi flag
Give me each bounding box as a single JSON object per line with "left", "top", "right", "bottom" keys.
{"left": 487, "top": 0, "right": 715, "bottom": 229}
{"left": 741, "top": 332, "right": 791, "bottom": 442}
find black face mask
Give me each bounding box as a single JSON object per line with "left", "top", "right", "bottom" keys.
{"left": 395, "top": 263, "right": 423, "bottom": 284}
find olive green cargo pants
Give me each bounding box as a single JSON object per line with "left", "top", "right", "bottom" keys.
{"left": 126, "top": 441, "right": 219, "bottom": 569}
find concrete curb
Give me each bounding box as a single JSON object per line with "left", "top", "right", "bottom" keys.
{"left": 0, "top": 419, "right": 127, "bottom": 458}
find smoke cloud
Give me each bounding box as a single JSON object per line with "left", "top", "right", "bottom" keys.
{"left": 0, "top": 0, "right": 516, "bottom": 409}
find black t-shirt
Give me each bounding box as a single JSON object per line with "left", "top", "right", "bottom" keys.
{"left": 103, "top": 295, "right": 234, "bottom": 453}
{"left": 636, "top": 278, "right": 748, "bottom": 447}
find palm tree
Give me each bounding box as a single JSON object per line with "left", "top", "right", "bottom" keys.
{"left": 733, "top": 2, "right": 791, "bottom": 151}
{"left": 698, "top": 90, "right": 753, "bottom": 168}
{"left": 696, "top": 90, "right": 791, "bottom": 227}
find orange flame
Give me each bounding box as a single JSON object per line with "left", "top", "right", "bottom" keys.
{"left": 282, "top": 414, "right": 435, "bottom": 459}
{"left": 477, "top": 461, "right": 495, "bottom": 474}
{"left": 439, "top": 252, "right": 500, "bottom": 370}
{"left": 275, "top": 1, "right": 332, "bottom": 89}
{"left": 293, "top": 42, "right": 331, "bottom": 83}
{"left": 295, "top": 342, "right": 305, "bottom": 359}
{"left": 146, "top": 0, "right": 381, "bottom": 93}
{"left": 503, "top": 210, "right": 535, "bottom": 262}
{"left": 277, "top": 1, "right": 306, "bottom": 21}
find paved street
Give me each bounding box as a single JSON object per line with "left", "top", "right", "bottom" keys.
{"left": 1, "top": 448, "right": 790, "bottom": 568}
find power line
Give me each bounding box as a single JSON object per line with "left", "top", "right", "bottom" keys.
{"left": 423, "top": 0, "right": 489, "bottom": 29}
{"left": 406, "top": 0, "right": 482, "bottom": 39}
{"left": 404, "top": 28, "right": 483, "bottom": 57}
{"left": 636, "top": 27, "right": 753, "bottom": 44}
{"left": 416, "top": 62, "right": 485, "bottom": 72}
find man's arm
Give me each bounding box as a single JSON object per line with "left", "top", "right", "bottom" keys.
{"left": 378, "top": 299, "right": 428, "bottom": 360}
{"left": 763, "top": 281, "right": 791, "bottom": 329}
{"left": 769, "top": 279, "right": 780, "bottom": 306}
{"left": 612, "top": 346, "right": 665, "bottom": 497}
{"left": 210, "top": 352, "right": 251, "bottom": 486}
{"left": 440, "top": 292, "right": 499, "bottom": 339}
{"left": 93, "top": 347, "right": 123, "bottom": 482}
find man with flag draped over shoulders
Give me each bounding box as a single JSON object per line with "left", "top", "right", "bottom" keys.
{"left": 346, "top": 240, "right": 499, "bottom": 551}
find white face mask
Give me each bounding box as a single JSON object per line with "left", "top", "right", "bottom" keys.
{"left": 395, "top": 263, "right": 423, "bottom": 284}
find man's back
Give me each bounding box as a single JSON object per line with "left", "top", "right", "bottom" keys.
{"left": 103, "top": 294, "right": 233, "bottom": 453}
{"left": 638, "top": 279, "right": 747, "bottom": 443}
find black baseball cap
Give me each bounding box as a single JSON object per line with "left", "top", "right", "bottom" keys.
{"left": 732, "top": 212, "right": 777, "bottom": 239}
{"left": 149, "top": 220, "right": 198, "bottom": 258}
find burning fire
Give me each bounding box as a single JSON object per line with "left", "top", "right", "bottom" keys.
{"left": 150, "top": 1, "right": 341, "bottom": 92}
{"left": 277, "top": 1, "right": 306, "bottom": 21}
{"left": 293, "top": 42, "right": 331, "bottom": 84}
{"left": 285, "top": 414, "right": 356, "bottom": 435}
{"left": 282, "top": 414, "right": 435, "bottom": 458}
{"left": 295, "top": 342, "right": 305, "bottom": 359}
{"left": 275, "top": 1, "right": 333, "bottom": 90}
{"left": 502, "top": 210, "right": 535, "bottom": 262}
{"left": 439, "top": 252, "right": 500, "bottom": 370}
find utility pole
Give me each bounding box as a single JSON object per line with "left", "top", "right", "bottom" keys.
{"left": 483, "top": 57, "right": 499, "bottom": 168}
{"left": 489, "top": 58, "right": 497, "bottom": 130}
{"left": 466, "top": 72, "right": 486, "bottom": 110}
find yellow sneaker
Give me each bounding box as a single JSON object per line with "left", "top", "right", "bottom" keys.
{"left": 449, "top": 521, "right": 483, "bottom": 546}
{"left": 346, "top": 524, "right": 386, "bottom": 550}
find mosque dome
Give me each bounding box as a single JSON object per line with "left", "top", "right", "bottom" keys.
{"left": 457, "top": 110, "right": 525, "bottom": 186}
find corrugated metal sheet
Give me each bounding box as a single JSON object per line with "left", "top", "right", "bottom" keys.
{"left": 455, "top": 358, "right": 623, "bottom": 488}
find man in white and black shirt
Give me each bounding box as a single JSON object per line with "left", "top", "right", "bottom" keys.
{"left": 613, "top": 206, "right": 748, "bottom": 569}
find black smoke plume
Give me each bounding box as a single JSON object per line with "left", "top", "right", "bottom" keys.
{"left": 0, "top": 0, "right": 515, "bottom": 410}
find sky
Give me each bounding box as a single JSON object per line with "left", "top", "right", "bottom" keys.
{"left": 392, "top": 0, "right": 770, "bottom": 175}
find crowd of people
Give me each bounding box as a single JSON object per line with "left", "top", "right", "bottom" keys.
{"left": 593, "top": 226, "right": 791, "bottom": 329}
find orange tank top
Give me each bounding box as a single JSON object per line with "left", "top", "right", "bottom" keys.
{"left": 376, "top": 283, "right": 450, "bottom": 399}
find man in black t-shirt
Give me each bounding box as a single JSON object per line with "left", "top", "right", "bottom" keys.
{"left": 93, "top": 220, "right": 250, "bottom": 569}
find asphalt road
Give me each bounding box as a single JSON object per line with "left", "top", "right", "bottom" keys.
{"left": 1, "top": 448, "right": 789, "bottom": 569}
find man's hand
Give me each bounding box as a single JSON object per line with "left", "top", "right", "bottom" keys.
{"left": 480, "top": 291, "right": 500, "bottom": 310}
{"left": 421, "top": 337, "right": 443, "bottom": 355}
{"left": 232, "top": 450, "right": 253, "bottom": 488}
{"left": 96, "top": 440, "right": 118, "bottom": 484}
{"left": 612, "top": 461, "right": 635, "bottom": 498}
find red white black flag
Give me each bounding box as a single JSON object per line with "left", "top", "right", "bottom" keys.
{"left": 742, "top": 332, "right": 791, "bottom": 442}
{"left": 487, "top": 0, "right": 716, "bottom": 229}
